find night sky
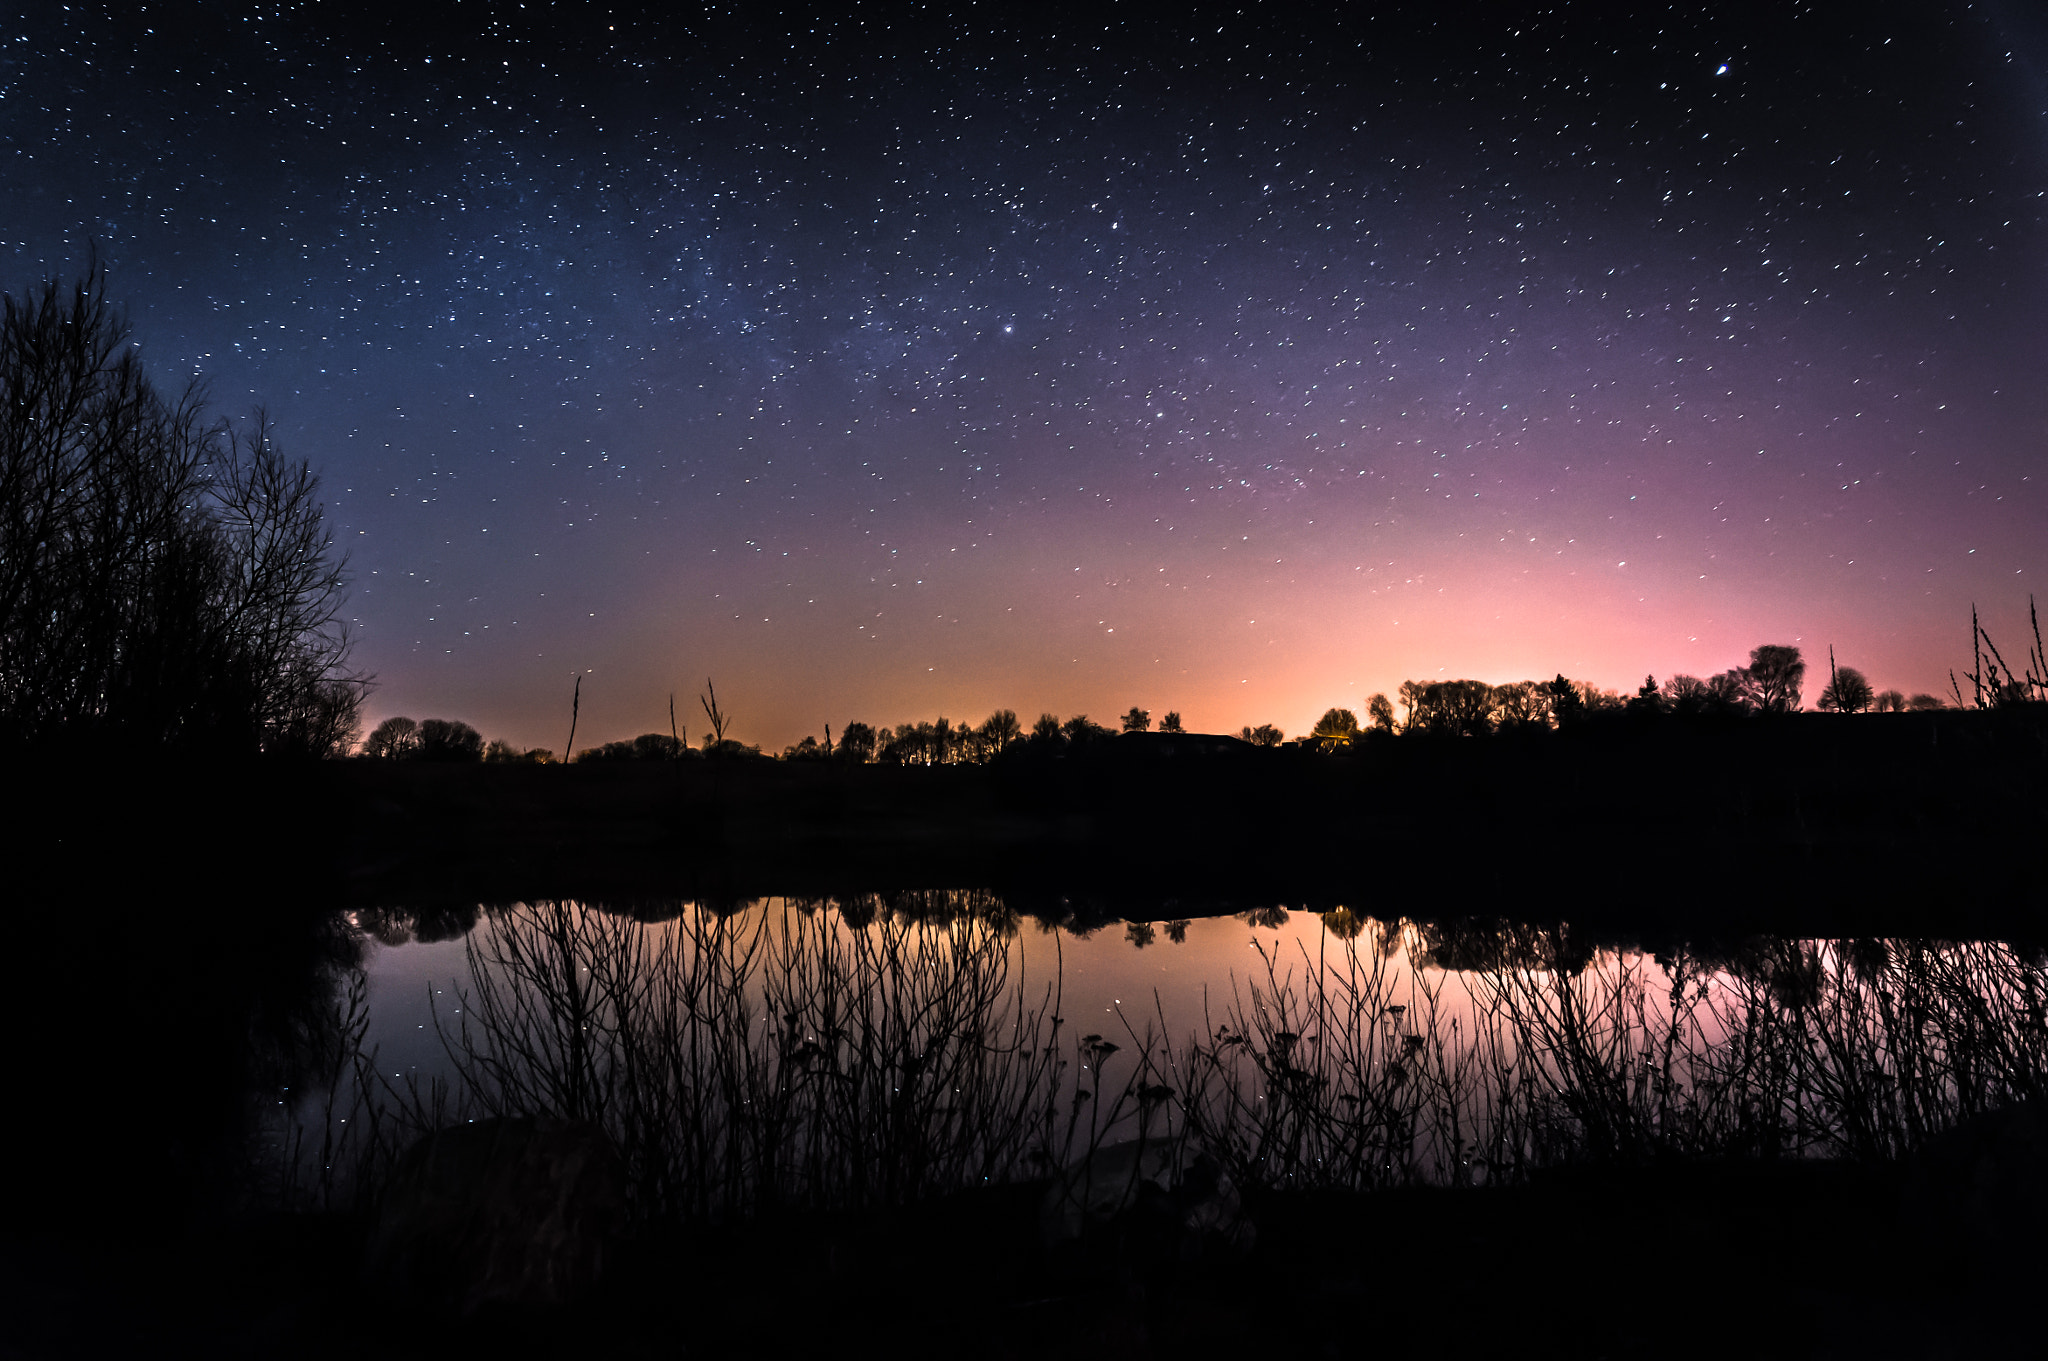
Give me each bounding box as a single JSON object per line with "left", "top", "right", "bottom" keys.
{"left": 9, "top": 2, "right": 2046, "bottom": 752}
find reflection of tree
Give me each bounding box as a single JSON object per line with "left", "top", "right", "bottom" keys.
{"left": 311, "top": 902, "right": 2048, "bottom": 1226}
{"left": 419, "top": 900, "right": 1069, "bottom": 1222}
{"left": 1319, "top": 907, "right": 1365, "bottom": 940}
{"left": 1171, "top": 922, "right": 2048, "bottom": 1195}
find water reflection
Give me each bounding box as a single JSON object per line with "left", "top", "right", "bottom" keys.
{"left": 301, "top": 893, "right": 2048, "bottom": 1228}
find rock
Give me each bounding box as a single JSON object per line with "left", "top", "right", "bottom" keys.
{"left": 1039, "top": 1141, "right": 1255, "bottom": 1260}
{"left": 364, "top": 1116, "right": 626, "bottom": 1314}
{"left": 1040, "top": 1138, "right": 1176, "bottom": 1247}
{"left": 1904, "top": 1101, "right": 2048, "bottom": 1257}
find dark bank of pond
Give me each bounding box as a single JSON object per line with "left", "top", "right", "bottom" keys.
{"left": 325, "top": 707, "right": 2048, "bottom": 939}
{"left": 5, "top": 736, "right": 2046, "bottom": 1358}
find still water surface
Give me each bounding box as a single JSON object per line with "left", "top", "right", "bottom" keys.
{"left": 293, "top": 894, "right": 2047, "bottom": 1221}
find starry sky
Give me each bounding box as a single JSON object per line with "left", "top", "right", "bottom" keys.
{"left": 9, "top": 1, "right": 2047, "bottom": 752}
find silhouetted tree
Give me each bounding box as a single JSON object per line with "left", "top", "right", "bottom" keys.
{"left": 1660, "top": 674, "right": 1710, "bottom": 716}
{"left": 1310, "top": 707, "right": 1360, "bottom": 751}
{"left": 1627, "top": 674, "right": 1663, "bottom": 715}
{"left": 1157, "top": 710, "right": 1184, "bottom": 733}
{"left": 1397, "top": 679, "right": 1427, "bottom": 731}
{"left": 1818, "top": 665, "right": 1874, "bottom": 713}
{"left": 1906, "top": 693, "right": 1945, "bottom": 712}
{"left": 1490, "top": 680, "right": 1548, "bottom": 730}
{"left": 1124, "top": 921, "right": 1156, "bottom": 949}
{"left": 0, "top": 266, "right": 364, "bottom": 755}
{"left": 1120, "top": 706, "right": 1151, "bottom": 733}
{"left": 416, "top": 718, "right": 484, "bottom": 761}
{"left": 1411, "top": 680, "right": 1495, "bottom": 736}
{"left": 1576, "top": 680, "right": 1626, "bottom": 714}
{"left": 1366, "top": 693, "right": 1395, "bottom": 733}
{"left": 1240, "top": 723, "right": 1283, "bottom": 747}
{"left": 1061, "top": 713, "right": 1114, "bottom": 748}
{"left": 1544, "top": 675, "right": 1585, "bottom": 727}
{"left": 1705, "top": 669, "right": 1750, "bottom": 714}
{"left": 1873, "top": 689, "right": 1906, "bottom": 713}
{"left": 978, "top": 708, "right": 1021, "bottom": 754}
{"left": 1030, "top": 712, "right": 1063, "bottom": 746}
{"left": 1742, "top": 644, "right": 1806, "bottom": 713}
{"left": 363, "top": 715, "right": 420, "bottom": 758}
{"left": 837, "top": 721, "right": 878, "bottom": 762}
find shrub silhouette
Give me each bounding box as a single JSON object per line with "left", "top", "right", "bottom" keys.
{"left": 1818, "top": 665, "right": 1875, "bottom": 713}
{"left": 363, "top": 716, "right": 421, "bottom": 759}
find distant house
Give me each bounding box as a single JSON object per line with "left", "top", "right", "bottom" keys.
{"left": 1107, "top": 731, "right": 1260, "bottom": 759}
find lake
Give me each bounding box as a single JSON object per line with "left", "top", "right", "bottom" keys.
{"left": 285, "top": 892, "right": 2048, "bottom": 1220}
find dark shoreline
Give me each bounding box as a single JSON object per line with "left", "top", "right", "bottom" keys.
{"left": 7, "top": 711, "right": 2046, "bottom": 1359}
{"left": 308, "top": 706, "right": 2048, "bottom": 939}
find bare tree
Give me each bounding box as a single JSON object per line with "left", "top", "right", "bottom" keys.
{"left": 977, "top": 708, "right": 1021, "bottom": 754}
{"left": 363, "top": 716, "right": 420, "bottom": 758}
{"left": 1742, "top": 645, "right": 1806, "bottom": 713}
{"left": 836, "top": 721, "right": 877, "bottom": 762}
{"left": 700, "top": 677, "right": 731, "bottom": 746}
{"left": 0, "top": 265, "right": 365, "bottom": 754}
{"left": 1817, "top": 649, "right": 1874, "bottom": 713}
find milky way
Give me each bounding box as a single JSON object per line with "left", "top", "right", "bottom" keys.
{"left": 9, "top": 2, "right": 2046, "bottom": 750}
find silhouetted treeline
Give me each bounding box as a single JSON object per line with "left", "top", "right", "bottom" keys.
{"left": 357, "top": 612, "right": 2045, "bottom": 770}
{"left": 0, "top": 267, "right": 364, "bottom": 756}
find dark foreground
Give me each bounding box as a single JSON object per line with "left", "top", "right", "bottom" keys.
{"left": 4, "top": 1149, "right": 2041, "bottom": 1360}
{"left": 5, "top": 716, "right": 2045, "bottom": 1359}
{"left": 331, "top": 706, "right": 2045, "bottom": 936}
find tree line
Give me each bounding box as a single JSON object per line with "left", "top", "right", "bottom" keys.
{"left": 356, "top": 636, "right": 1989, "bottom": 768}
{"left": 1295, "top": 643, "right": 1954, "bottom": 751}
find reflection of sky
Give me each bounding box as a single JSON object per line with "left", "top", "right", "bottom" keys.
{"left": 359, "top": 933, "right": 474, "bottom": 1086}
{"left": 349, "top": 902, "right": 1556, "bottom": 1094}
{"left": 12, "top": 5, "right": 2047, "bottom": 750}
